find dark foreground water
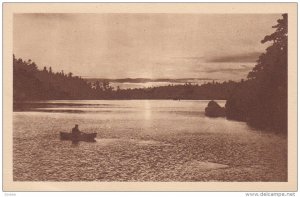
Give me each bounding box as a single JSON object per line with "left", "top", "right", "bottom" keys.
{"left": 13, "top": 100, "right": 287, "bottom": 181}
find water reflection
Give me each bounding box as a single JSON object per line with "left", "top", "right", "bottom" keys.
{"left": 13, "top": 100, "right": 287, "bottom": 181}
{"left": 143, "top": 100, "right": 152, "bottom": 120}
{"left": 71, "top": 140, "right": 80, "bottom": 146}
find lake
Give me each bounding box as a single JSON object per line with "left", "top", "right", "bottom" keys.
{"left": 13, "top": 100, "right": 287, "bottom": 181}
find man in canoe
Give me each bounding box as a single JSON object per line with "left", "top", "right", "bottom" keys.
{"left": 72, "top": 124, "right": 81, "bottom": 139}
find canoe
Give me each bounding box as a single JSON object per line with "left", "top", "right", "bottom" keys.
{"left": 60, "top": 132, "right": 97, "bottom": 142}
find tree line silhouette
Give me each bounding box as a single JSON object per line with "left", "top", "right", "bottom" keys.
{"left": 13, "top": 55, "right": 96, "bottom": 100}
{"left": 225, "top": 14, "right": 287, "bottom": 133}
{"left": 13, "top": 56, "right": 239, "bottom": 101}
{"left": 112, "top": 81, "right": 239, "bottom": 100}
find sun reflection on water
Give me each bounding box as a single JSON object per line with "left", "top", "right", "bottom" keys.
{"left": 143, "top": 100, "right": 152, "bottom": 120}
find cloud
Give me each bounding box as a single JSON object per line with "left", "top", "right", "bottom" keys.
{"left": 203, "top": 65, "right": 253, "bottom": 74}
{"left": 84, "top": 78, "right": 216, "bottom": 83}
{"left": 206, "top": 52, "right": 261, "bottom": 63}
{"left": 177, "top": 56, "right": 205, "bottom": 61}
{"left": 14, "top": 14, "right": 277, "bottom": 80}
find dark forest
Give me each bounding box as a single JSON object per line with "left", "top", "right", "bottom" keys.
{"left": 13, "top": 56, "right": 240, "bottom": 101}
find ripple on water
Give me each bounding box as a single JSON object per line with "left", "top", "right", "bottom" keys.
{"left": 13, "top": 100, "right": 287, "bottom": 181}
{"left": 95, "top": 138, "right": 172, "bottom": 146}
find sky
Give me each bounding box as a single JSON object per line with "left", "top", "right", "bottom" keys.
{"left": 13, "top": 13, "right": 281, "bottom": 81}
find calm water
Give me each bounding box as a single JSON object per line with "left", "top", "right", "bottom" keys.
{"left": 13, "top": 100, "right": 287, "bottom": 181}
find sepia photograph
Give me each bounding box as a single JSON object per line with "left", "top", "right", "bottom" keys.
{"left": 3, "top": 3, "right": 297, "bottom": 192}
